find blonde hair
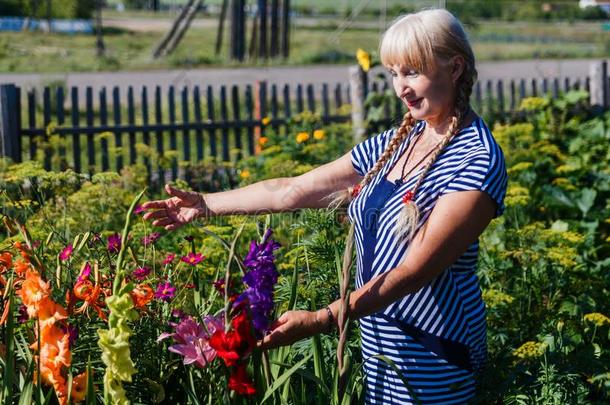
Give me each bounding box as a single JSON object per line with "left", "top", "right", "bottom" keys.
{"left": 329, "top": 9, "right": 477, "bottom": 242}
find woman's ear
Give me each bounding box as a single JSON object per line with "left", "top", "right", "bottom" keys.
{"left": 451, "top": 55, "right": 465, "bottom": 83}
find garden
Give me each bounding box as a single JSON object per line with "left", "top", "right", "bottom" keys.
{"left": 0, "top": 90, "right": 609, "bottom": 404}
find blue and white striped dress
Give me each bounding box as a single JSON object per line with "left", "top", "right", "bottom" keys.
{"left": 348, "top": 117, "right": 507, "bottom": 404}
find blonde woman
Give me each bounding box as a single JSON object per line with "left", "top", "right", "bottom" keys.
{"left": 143, "top": 9, "right": 507, "bottom": 403}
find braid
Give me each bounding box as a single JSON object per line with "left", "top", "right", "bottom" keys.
{"left": 327, "top": 111, "right": 415, "bottom": 210}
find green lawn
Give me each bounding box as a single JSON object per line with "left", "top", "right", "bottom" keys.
{"left": 0, "top": 19, "right": 607, "bottom": 73}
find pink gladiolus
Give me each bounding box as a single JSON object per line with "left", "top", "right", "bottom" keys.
{"left": 77, "top": 262, "right": 92, "bottom": 283}
{"left": 157, "top": 315, "right": 222, "bottom": 368}
{"left": 163, "top": 254, "right": 176, "bottom": 265}
{"left": 59, "top": 244, "right": 73, "bottom": 261}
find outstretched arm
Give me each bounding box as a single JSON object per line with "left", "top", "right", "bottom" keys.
{"left": 260, "top": 189, "right": 497, "bottom": 348}
{"left": 142, "top": 151, "right": 361, "bottom": 229}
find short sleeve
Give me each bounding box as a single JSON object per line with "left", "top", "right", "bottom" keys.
{"left": 350, "top": 129, "right": 396, "bottom": 177}
{"left": 440, "top": 147, "right": 508, "bottom": 218}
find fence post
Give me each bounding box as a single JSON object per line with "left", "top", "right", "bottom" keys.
{"left": 349, "top": 66, "right": 366, "bottom": 144}
{"left": 589, "top": 60, "right": 607, "bottom": 110}
{"left": 0, "top": 84, "right": 20, "bottom": 163}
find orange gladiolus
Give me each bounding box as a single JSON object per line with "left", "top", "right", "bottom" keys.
{"left": 0, "top": 252, "right": 12, "bottom": 272}
{"left": 70, "top": 370, "right": 90, "bottom": 403}
{"left": 130, "top": 284, "right": 154, "bottom": 308}
{"left": 19, "top": 270, "right": 51, "bottom": 318}
{"left": 13, "top": 258, "right": 31, "bottom": 278}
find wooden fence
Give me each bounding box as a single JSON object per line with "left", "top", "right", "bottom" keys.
{"left": 1, "top": 60, "right": 608, "bottom": 187}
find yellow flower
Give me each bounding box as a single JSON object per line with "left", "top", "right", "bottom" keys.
{"left": 313, "top": 129, "right": 325, "bottom": 140}
{"left": 261, "top": 116, "right": 271, "bottom": 126}
{"left": 258, "top": 136, "right": 268, "bottom": 146}
{"left": 296, "top": 132, "right": 310, "bottom": 144}
{"left": 356, "top": 48, "right": 371, "bottom": 72}
{"left": 507, "top": 162, "right": 533, "bottom": 175}
{"left": 505, "top": 185, "right": 530, "bottom": 207}
{"left": 482, "top": 289, "right": 515, "bottom": 308}
{"left": 240, "top": 169, "right": 250, "bottom": 179}
{"left": 552, "top": 177, "right": 576, "bottom": 191}
{"left": 513, "top": 341, "right": 547, "bottom": 360}
{"left": 584, "top": 312, "right": 610, "bottom": 327}
{"left": 518, "top": 97, "right": 547, "bottom": 112}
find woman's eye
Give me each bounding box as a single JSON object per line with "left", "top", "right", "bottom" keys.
{"left": 389, "top": 71, "right": 397, "bottom": 77}
{"left": 405, "top": 70, "right": 419, "bottom": 77}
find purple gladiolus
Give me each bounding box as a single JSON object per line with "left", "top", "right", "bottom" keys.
{"left": 157, "top": 315, "right": 223, "bottom": 368}
{"left": 238, "top": 228, "right": 280, "bottom": 336}
{"left": 133, "top": 266, "right": 151, "bottom": 280}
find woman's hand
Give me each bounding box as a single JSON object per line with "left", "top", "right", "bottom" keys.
{"left": 141, "top": 184, "right": 209, "bottom": 230}
{"left": 259, "top": 310, "right": 327, "bottom": 350}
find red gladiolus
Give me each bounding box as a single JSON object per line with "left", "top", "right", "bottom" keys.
{"left": 208, "top": 311, "right": 255, "bottom": 367}
{"left": 228, "top": 363, "right": 256, "bottom": 396}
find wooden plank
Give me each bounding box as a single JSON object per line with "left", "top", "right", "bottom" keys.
{"left": 99, "top": 87, "right": 109, "bottom": 172}
{"left": 322, "top": 83, "right": 330, "bottom": 123}
{"left": 27, "top": 89, "right": 36, "bottom": 160}
{"left": 86, "top": 87, "right": 95, "bottom": 174}
{"left": 306, "top": 84, "right": 315, "bottom": 112}
{"left": 155, "top": 86, "right": 165, "bottom": 184}
{"left": 259, "top": 81, "right": 268, "bottom": 119}
{"left": 531, "top": 78, "right": 538, "bottom": 97}
{"left": 496, "top": 80, "right": 505, "bottom": 121}
{"left": 486, "top": 80, "right": 493, "bottom": 118}
{"left": 70, "top": 87, "right": 81, "bottom": 173}
{"left": 509, "top": 79, "right": 516, "bottom": 111}
{"left": 474, "top": 81, "right": 482, "bottom": 113}
{"left": 519, "top": 79, "right": 526, "bottom": 100}
{"left": 564, "top": 77, "right": 570, "bottom": 92}
{"left": 112, "top": 87, "right": 123, "bottom": 171}
{"left": 552, "top": 78, "right": 559, "bottom": 98}
{"left": 141, "top": 86, "right": 151, "bottom": 180}
{"left": 193, "top": 86, "right": 204, "bottom": 161}
{"left": 206, "top": 85, "right": 217, "bottom": 158}
{"left": 334, "top": 83, "right": 343, "bottom": 110}
{"left": 127, "top": 86, "right": 136, "bottom": 165}
{"left": 542, "top": 78, "right": 548, "bottom": 95}
{"left": 231, "top": 85, "right": 242, "bottom": 160}
{"left": 220, "top": 85, "right": 230, "bottom": 161}
{"left": 56, "top": 87, "right": 66, "bottom": 164}
{"left": 270, "top": 83, "right": 279, "bottom": 132}
{"left": 245, "top": 85, "right": 255, "bottom": 155}
{"left": 296, "top": 84, "right": 304, "bottom": 112}
{"left": 43, "top": 87, "right": 51, "bottom": 170}
{"left": 181, "top": 86, "right": 191, "bottom": 166}
{"left": 283, "top": 83, "right": 291, "bottom": 119}
{"left": 168, "top": 86, "right": 178, "bottom": 180}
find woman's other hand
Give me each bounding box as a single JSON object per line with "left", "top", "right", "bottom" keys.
{"left": 259, "top": 310, "right": 327, "bottom": 350}
{"left": 141, "top": 184, "right": 209, "bottom": 230}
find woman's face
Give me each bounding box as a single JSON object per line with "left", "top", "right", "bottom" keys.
{"left": 388, "top": 57, "right": 462, "bottom": 125}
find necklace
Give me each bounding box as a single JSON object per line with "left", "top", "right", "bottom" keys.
{"left": 392, "top": 128, "right": 441, "bottom": 186}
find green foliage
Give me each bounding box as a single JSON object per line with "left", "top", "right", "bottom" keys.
{"left": 15, "top": 0, "right": 96, "bottom": 19}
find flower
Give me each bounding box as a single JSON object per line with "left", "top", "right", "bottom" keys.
{"left": 134, "top": 205, "right": 145, "bottom": 215}
{"left": 142, "top": 232, "right": 161, "bottom": 246}
{"left": 261, "top": 116, "right": 271, "bottom": 126}
{"left": 77, "top": 262, "right": 92, "bottom": 283}
{"left": 59, "top": 244, "right": 73, "bottom": 261}
{"left": 163, "top": 253, "right": 176, "bottom": 265}
{"left": 584, "top": 312, "right": 610, "bottom": 327}
{"left": 240, "top": 170, "right": 251, "bottom": 179}
{"left": 130, "top": 284, "right": 154, "bottom": 308}
{"left": 70, "top": 370, "right": 90, "bottom": 403}
{"left": 296, "top": 132, "right": 309, "bottom": 143}
{"left": 258, "top": 136, "right": 268, "bottom": 146}
{"left": 157, "top": 315, "right": 222, "bottom": 368}
{"left": 513, "top": 341, "right": 547, "bottom": 360}
{"left": 155, "top": 282, "right": 176, "bottom": 302}
{"left": 313, "top": 129, "right": 325, "bottom": 140}
{"left": 209, "top": 310, "right": 256, "bottom": 367}
{"left": 132, "top": 266, "right": 151, "bottom": 280}
{"left": 238, "top": 228, "right": 281, "bottom": 334}
{"left": 228, "top": 363, "right": 256, "bottom": 395}
{"left": 107, "top": 233, "right": 121, "bottom": 254}
{"left": 181, "top": 252, "right": 205, "bottom": 266}
{"left": 356, "top": 48, "right": 371, "bottom": 72}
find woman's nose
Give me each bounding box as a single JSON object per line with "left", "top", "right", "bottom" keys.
{"left": 396, "top": 77, "right": 412, "bottom": 98}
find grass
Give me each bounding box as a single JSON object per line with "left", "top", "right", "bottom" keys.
{"left": 0, "top": 19, "right": 607, "bottom": 73}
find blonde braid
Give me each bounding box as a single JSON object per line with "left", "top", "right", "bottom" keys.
{"left": 327, "top": 111, "right": 415, "bottom": 210}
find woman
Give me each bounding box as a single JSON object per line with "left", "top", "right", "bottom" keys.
{"left": 143, "top": 9, "right": 507, "bottom": 404}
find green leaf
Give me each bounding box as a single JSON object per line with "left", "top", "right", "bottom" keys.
{"left": 575, "top": 188, "right": 596, "bottom": 216}
{"left": 261, "top": 353, "right": 313, "bottom": 404}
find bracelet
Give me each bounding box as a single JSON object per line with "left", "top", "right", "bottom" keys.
{"left": 325, "top": 306, "right": 336, "bottom": 332}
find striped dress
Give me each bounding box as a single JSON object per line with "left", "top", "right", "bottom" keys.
{"left": 348, "top": 117, "right": 507, "bottom": 404}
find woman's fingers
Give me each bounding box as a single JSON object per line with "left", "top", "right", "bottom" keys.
{"left": 165, "top": 184, "right": 192, "bottom": 200}
{"left": 152, "top": 217, "right": 175, "bottom": 227}
{"left": 141, "top": 200, "right": 167, "bottom": 210}
{"left": 143, "top": 209, "right": 168, "bottom": 221}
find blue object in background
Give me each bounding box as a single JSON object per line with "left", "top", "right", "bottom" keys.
{"left": 0, "top": 17, "right": 93, "bottom": 34}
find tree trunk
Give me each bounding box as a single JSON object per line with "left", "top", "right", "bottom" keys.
{"left": 96, "top": 0, "right": 105, "bottom": 57}
{"left": 215, "top": 0, "right": 229, "bottom": 55}
{"left": 151, "top": 0, "right": 195, "bottom": 59}
{"left": 163, "top": 0, "right": 203, "bottom": 56}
